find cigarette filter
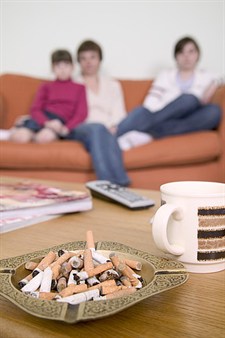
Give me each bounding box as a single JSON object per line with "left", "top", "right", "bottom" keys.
{"left": 101, "top": 285, "right": 123, "bottom": 295}
{"left": 88, "top": 279, "right": 117, "bottom": 290}
{"left": 117, "top": 263, "right": 140, "bottom": 287}
{"left": 86, "top": 230, "right": 95, "bottom": 250}
{"left": 124, "top": 258, "right": 142, "bottom": 271}
{"left": 37, "top": 251, "right": 56, "bottom": 271}
{"left": 59, "top": 283, "right": 87, "bottom": 297}
{"left": 25, "top": 261, "right": 39, "bottom": 270}
{"left": 104, "top": 287, "right": 136, "bottom": 300}
{"left": 87, "top": 262, "right": 113, "bottom": 278}
{"left": 84, "top": 248, "right": 94, "bottom": 271}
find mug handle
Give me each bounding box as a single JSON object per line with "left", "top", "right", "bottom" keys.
{"left": 152, "top": 203, "right": 185, "bottom": 256}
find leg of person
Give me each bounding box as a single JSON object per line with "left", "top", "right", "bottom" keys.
{"left": 34, "top": 127, "right": 58, "bottom": 143}
{"left": 10, "top": 127, "right": 34, "bottom": 143}
{"left": 117, "top": 131, "right": 153, "bottom": 151}
{"left": 9, "top": 117, "right": 41, "bottom": 143}
{"left": 150, "top": 104, "right": 221, "bottom": 138}
{"left": 116, "top": 94, "right": 201, "bottom": 137}
{"left": 116, "top": 106, "right": 153, "bottom": 136}
{"left": 67, "top": 123, "right": 131, "bottom": 186}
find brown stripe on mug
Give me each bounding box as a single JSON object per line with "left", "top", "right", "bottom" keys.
{"left": 198, "top": 229, "right": 225, "bottom": 239}
{"left": 198, "top": 206, "right": 225, "bottom": 216}
{"left": 197, "top": 250, "right": 225, "bottom": 261}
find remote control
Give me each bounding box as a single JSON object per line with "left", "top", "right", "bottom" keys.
{"left": 86, "top": 180, "right": 155, "bottom": 209}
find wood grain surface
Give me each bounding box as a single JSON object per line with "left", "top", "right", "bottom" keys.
{"left": 0, "top": 177, "right": 224, "bottom": 338}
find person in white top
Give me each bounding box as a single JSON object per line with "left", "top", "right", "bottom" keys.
{"left": 68, "top": 40, "right": 130, "bottom": 186}
{"left": 116, "top": 36, "right": 221, "bottom": 140}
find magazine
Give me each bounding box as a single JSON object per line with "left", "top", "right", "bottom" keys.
{"left": 0, "top": 181, "right": 92, "bottom": 220}
{"left": 0, "top": 214, "right": 60, "bottom": 233}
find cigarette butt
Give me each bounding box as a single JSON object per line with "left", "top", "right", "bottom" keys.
{"left": 86, "top": 230, "right": 95, "bottom": 249}
{"left": 39, "top": 267, "right": 53, "bottom": 293}
{"left": 124, "top": 259, "right": 142, "bottom": 271}
{"left": 91, "top": 251, "right": 109, "bottom": 264}
{"left": 57, "top": 276, "right": 67, "bottom": 293}
{"left": 109, "top": 252, "right": 122, "bottom": 269}
{"left": 59, "top": 283, "right": 88, "bottom": 297}
{"left": 120, "top": 276, "right": 132, "bottom": 287}
{"left": 84, "top": 248, "right": 94, "bottom": 271}
{"left": 88, "top": 279, "right": 117, "bottom": 290}
{"left": 68, "top": 269, "right": 79, "bottom": 285}
{"left": 52, "top": 251, "right": 74, "bottom": 267}
{"left": 37, "top": 251, "right": 56, "bottom": 270}
{"left": 21, "top": 271, "right": 44, "bottom": 293}
{"left": 18, "top": 272, "right": 33, "bottom": 288}
{"left": 86, "top": 276, "right": 100, "bottom": 287}
{"left": 60, "top": 261, "right": 72, "bottom": 275}
{"left": 101, "top": 285, "right": 122, "bottom": 295}
{"left": 39, "top": 292, "right": 56, "bottom": 300}
{"left": 57, "top": 289, "right": 100, "bottom": 305}
{"left": 87, "top": 262, "right": 113, "bottom": 278}
{"left": 117, "top": 263, "right": 139, "bottom": 287}
{"left": 98, "top": 269, "right": 119, "bottom": 282}
{"left": 69, "top": 256, "right": 84, "bottom": 269}
{"left": 51, "top": 263, "right": 61, "bottom": 280}
{"left": 25, "top": 261, "right": 39, "bottom": 270}
{"left": 104, "top": 287, "right": 136, "bottom": 300}
{"left": 32, "top": 267, "right": 42, "bottom": 278}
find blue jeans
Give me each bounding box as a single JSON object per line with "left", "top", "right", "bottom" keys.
{"left": 67, "top": 123, "right": 130, "bottom": 186}
{"left": 116, "top": 94, "right": 221, "bottom": 138}
{"left": 18, "top": 111, "right": 65, "bottom": 132}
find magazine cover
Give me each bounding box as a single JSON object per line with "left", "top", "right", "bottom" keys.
{"left": 0, "top": 181, "right": 92, "bottom": 219}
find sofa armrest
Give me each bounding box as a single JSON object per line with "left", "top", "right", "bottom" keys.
{"left": 210, "top": 84, "right": 225, "bottom": 180}
{"left": 211, "top": 85, "right": 225, "bottom": 135}
{"left": 0, "top": 94, "right": 6, "bottom": 128}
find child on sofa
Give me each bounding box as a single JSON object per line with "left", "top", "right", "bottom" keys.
{"left": 10, "top": 49, "right": 88, "bottom": 143}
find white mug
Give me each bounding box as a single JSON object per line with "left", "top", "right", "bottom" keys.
{"left": 152, "top": 181, "right": 225, "bottom": 273}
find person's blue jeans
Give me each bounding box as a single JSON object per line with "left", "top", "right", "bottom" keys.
{"left": 67, "top": 123, "right": 130, "bottom": 186}
{"left": 17, "top": 111, "right": 65, "bottom": 132}
{"left": 116, "top": 94, "right": 221, "bottom": 138}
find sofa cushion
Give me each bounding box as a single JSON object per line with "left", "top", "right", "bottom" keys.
{"left": 0, "top": 140, "right": 92, "bottom": 171}
{"left": 0, "top": 131, "right": 220, "bottom": 171}
{"left": 124, "top": 131, "right": 221, "bottom": 168}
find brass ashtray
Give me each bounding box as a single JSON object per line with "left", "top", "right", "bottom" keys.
{"left": 0, "top": 241, "right": 188, "bottom": 323}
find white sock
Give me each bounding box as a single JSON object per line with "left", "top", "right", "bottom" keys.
{"left": 118, "top": 131, "right": 153, "bottom": 151}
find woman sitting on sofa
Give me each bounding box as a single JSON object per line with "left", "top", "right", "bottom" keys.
{"left": 116, "top": 36, "right": 221, "bottom": 140}
{"left": 65, "top": 39, "right": 130, "bottom": 186}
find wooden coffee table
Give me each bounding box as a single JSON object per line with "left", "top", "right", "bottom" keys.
{"left": 0, "top": 177, "right": 224, "bottom": 338}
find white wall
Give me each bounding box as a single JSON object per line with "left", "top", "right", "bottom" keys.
{"left": 1, "top": 0, "right": 224, "bottom": 79}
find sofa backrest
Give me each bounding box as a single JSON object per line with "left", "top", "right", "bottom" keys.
{"left": 0, "top": 73, "right": 153, "bottom": 129}
{"left": 0, "top": 74, "right": 45, "bottom": 129}
{"left": 119, "top": 79, "right": 152, "bottom": 112}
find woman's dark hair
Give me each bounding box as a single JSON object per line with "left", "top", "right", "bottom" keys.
{"left": 51, "top": 50, "right": 73, "bottom": 64}
{"left": 174, "top": 37, "right": 200, "bottom": 58}
{"left": 77, "top": 40, "right": 103, "bottom": 62}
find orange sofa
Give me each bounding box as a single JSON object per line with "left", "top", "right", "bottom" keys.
{"left": 0, "top": 73, "right": 224, "bottom": 190}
